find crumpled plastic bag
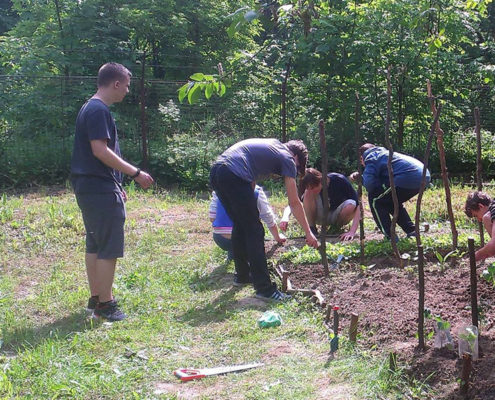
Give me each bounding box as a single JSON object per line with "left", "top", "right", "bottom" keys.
{"left": 257, "top": 311, "right": 282, "bottom": 328}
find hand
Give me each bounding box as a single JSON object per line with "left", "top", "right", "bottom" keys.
{"left": 349, "top": 172, "right": 360, "bottom": 182}
{"left": 135, "top": 171, "right": 154, "bottom": 189}
{"left": 275, "top": 233, "right": 286, "bottom": 245}
{"left": 305, "top": 232, "right": 319, "bottom": 248}
{"left": 121, "top": 190, "right": 127, "bottom": 202}
{"left": 279, "top": 221, "right": 289, "bottom": 232}
{"left": 340, "top": 232, "right": 356, "bottom": 242}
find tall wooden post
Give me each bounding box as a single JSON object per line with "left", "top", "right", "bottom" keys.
{"left": 281, "top": 61, "right": 291, "bottom": 143}
{"left": 319, "top": 120, "right": 329, "bottom": 275}
{"left": 468, "top": 238, "right": 479, "bottom": 328}
{"left": 140, "top": 53, "right": 149, "bottom": 170}
{"left": 427, "top": 80, "right": 457, "bottom": 250}
{"left": 417, "top": 244, "right": 425, "bottom": 350}
{"left": 355, "top": 92, "right": 365, "bottom": 262}
{"left": 384, "top": 67, "right": 400, "bottom": 260}
{"left": 474, "top": 107, "right": 484, "bottom": 247}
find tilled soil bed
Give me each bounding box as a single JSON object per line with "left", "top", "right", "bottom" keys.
{"left": 271, "top": 239, "right": 495, "bottom": 399}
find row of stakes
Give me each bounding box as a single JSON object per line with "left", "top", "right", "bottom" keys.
{"left": 276, "top": 235, "right": 482, "bottom": 396}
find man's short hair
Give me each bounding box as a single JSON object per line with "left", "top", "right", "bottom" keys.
{"left": 464, "top": 191, "right": 492, "bottom": 217}
{"left": 359, "top": 143, "right": 375, "bottom": 156}
{"left": 285, "top": 139, "right": 308, "bottom": 175}
{"left": 97, "top": 62, "right": 132, "bottom": 88}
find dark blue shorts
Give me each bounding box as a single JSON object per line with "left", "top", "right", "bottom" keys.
{"left": 75, "top": 192, "right": 126, "bottom": 259}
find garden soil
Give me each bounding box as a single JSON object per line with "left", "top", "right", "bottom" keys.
{"left": 268, "top": 238, "right": 495, "bottom": 400}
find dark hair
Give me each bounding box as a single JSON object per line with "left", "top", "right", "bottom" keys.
{"left": 97, "top": 62, "right": 132, "bottom": 88}
{"left": 359, "top": 143, "right": 375, "bottom": 156}
{"left": 300, "top": 168, "right": 322, "bottom": 194}
{"left": 464, "top": 191, "right": 492, "bottom": 217}
{"left": 285, "top": 139, "right": 308, "bottom": 175}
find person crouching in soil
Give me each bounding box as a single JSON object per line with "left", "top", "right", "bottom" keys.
{"left": 279, "top": 168, "right": 361, "bottom": 241}
{"left": 464, "top": 191, "right": 495, "bottom": 261}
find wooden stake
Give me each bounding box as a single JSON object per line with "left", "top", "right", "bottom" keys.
{"left": 460, "top": 353, "right": 472, "bottom": 396}
{"left": 427, "top": 80, "right": 458, "bottom": 250}
{"left": 417, "top": 244, "right": 425, "bottom": 350}
{"left": 474, "top": 107, "right": 484, "bottom": 247}
{"left": 468, "top": 237, "right": 479, "bottom": 328}
{"left": 355, "top": 91, "right": 365, "bottom": 262}
{"left": 282, "top": 271, "right": 289, "bottom": 292}
{"left": 349, "top": 313, "right": 359, "bottom": 343}
{"left": 325, "top": 304, "right": 332, "bottom": 324}
{"left": 384, "top": 67, "right": 401, "bottom": 261}
{"left": 319, "top": 119, "right": 329, "bottom": 275}
{"left": 414, "top": 104, "right": 441, "bottom": 247}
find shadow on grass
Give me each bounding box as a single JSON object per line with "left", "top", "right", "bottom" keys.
{"left": 188, "top": 260, "right": 233, "bottom": 292}
{"left": 178, "top": 285, "right": 268, "bottom": 326}
{"left": 1, "top": 311, "right": 95, "bottom": 354}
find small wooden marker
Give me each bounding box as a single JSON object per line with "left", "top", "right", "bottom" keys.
{"left": 282, "top": 271, "right": 289, "bottom": 292}
{"left": 349, "top": 313, "right": 359, "bottom": 343}
{"left": 460, "top": 353, "right": 472, "bottom": 396}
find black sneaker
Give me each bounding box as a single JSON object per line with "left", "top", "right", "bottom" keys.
{"left": 86, "top": 296, "right": 99, "bottom": 314}
{"left": 233, "top": 274, "right": 252, "bottom": 287}
{"left": 255, "top": 289, "right": 292, "bottom": 302}
{"left": 93, "top": 300, "right": 127, "bottom": 322}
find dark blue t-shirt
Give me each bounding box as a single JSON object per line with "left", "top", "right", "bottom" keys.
{"left": 70, "top": 98, "right": 122, "bottom": 193}
{"left": 215, "top": 138, "right": 297, "bottom": 182}
{"left": 324, "top": 173, "right": 359, "bottom": 211}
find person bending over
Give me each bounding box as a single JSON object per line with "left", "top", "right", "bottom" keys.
{"left": 464, "top": 191, "right": 495, "bottom": 261}
{"left": 210, "top": 138, "right": 318, "bottom": 302}
{"left": 209, "top": 185, "right": 286, "bottom": 262}
{"left": 350, "top": 143, "right": 429, "bottom": 240}
{"left": 280, "top": 168, "right": 360, "bottom": 241}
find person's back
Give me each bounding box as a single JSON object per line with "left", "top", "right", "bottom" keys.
{"left": 362, "top": 146, "right": 429, "bottom": 192}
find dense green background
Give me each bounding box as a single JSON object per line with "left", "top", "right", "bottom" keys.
{"left": 1, "top": 0, "right": 495, "bottom": 189}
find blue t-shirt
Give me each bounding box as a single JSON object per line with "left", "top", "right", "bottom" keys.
{"left": 325, "top": 173, "right": 358, "bottom": 211}
{"left": 215, "top": 138, "right": 297, "bottom": 182}
{"left": 70, "top": 98, "right": 122, "bottom": 193}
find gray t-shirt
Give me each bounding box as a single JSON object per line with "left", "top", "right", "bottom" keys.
{"left": 216, "top": 138, "right": 297, "bottom": 182}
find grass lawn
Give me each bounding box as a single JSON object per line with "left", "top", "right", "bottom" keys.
{"left": 0, "top": 183, "right": 478, "bottom": 399}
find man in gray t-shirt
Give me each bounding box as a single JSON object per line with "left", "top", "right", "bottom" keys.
{"left": 210, "top": 138, "right": 318, "bottom": 301}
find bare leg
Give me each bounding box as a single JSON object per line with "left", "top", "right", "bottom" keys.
{"left": 336, "top": 203, "right": 357, "bottom": 226}
{"left": 85, "top": 253, "right": 98, "bottom": 297}
{"left": 302, "top": 191, "right": 318, "bottom": 226}
{"left": 95, "top": 258, "right": 117, "bottom": 303}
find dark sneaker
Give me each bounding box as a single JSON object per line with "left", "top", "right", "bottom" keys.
{"left": 93, "top": 300, "right": 126, "bottom": 322}
{"left": 233, "top": 274, "right": 252, "bottom": 287}
{"left": 310, "top": 226, "right": 318, "bottom": 236}
{"left": 406, "top": 231, "right": 417, "bottom": 238}
{"left": 255, "top": 289, "right": 292, "bottom": 302}
{"left": 86, "top": 295, "right": 99, "bottom": 314}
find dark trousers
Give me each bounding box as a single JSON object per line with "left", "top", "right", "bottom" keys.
{"left": 212, "top": 233, "right": 233, "bottom": 261}
{"left": 210, "top": 164, "right": 275, "bottom": 296}
{"left": 368, "top": 186, "right": 419, "bottom": 238}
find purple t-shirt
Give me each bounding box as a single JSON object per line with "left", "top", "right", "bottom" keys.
{"left": 215, "top": 138, "right": 297, "bottom": 182}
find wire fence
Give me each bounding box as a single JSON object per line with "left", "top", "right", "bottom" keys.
{"left": 2, "top": 74, "right": 495, "bottom": 188}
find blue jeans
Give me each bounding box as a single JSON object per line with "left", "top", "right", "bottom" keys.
{"left": 213, "top": 233, "right": 233, "bottom": 261}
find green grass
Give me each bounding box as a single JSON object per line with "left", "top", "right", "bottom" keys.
{"left": 0, "top": 184, "right": 481, "bottom": 399}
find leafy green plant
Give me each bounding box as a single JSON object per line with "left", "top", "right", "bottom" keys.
{"left": 481, "top": 263, "right": 495, "bottom": 285}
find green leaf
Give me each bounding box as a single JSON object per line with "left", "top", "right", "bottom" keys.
{"left": 178, "top": 82, "right": 191, "bottom": 103}
{"left": 187, "top": 84, "right": 201, "bottom": 104}
{"left": 219, "top": 82, "right": 226, "bottom": 96}
{"left": 190, "top": 73, "right": 206, "bottom": 82}
{"left": 434, "top": 38, "right": 442, "bottom": 48}
{"left": 205, "top": 83, "right": 213, "bottom": 100}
